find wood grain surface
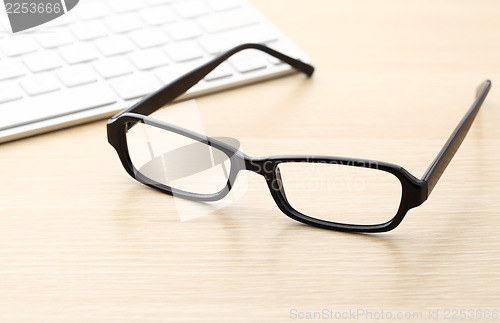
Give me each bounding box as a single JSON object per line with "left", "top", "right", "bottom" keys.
{"left": 1, "top": 0, "right": 499, "bottom": 321}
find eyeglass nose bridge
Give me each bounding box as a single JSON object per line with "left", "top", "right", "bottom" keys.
{"left": 243, "top": 156, "right": 278, "bottom": 179}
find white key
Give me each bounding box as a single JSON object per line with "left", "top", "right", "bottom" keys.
{"left": 105, "top": 13, "right": 143, "bottom": 33}
{"left": 0, "top": 83, "right": 117, "bottom": 130}
{"left": 23, "top": 52, "right": 63, "bottom": 73}
{"left": 59, "top": 43, "right": 99, "bottom": 64}
{"left": 164, "top": 42, "right": 204, "bottom": 62}
{"left": 45, "top": 13, "right": 77, "bottom": 28}
{"left": 0, "top": 61, "right": 26, "bottom": 80}
{"left": 204, "top": 62, "right": 233, "bottom": 81}
{"left": 57, "top": 65, "right": 98, "bottom": 87}
{"left": 144, "top": 0, "right": 175, "bottom": 5}
{"left": 164, "top": 21, "right": 203, "bottom": 41}
{"left": 129, "top": 48, "right": 169, "bottom": 70}
{"left": 129, "top": 28, "right": 168, "bottom": 49}
{"left": 155, "top": 62, "right": 201, "bottom": 85}
{"left": 205, "top": 0, "right": 241, "bottom": 11}
{"left": 110, "top": 73, "right": 162, "bottom": 100}
{"left": 107, "top": 0, "right": 143, "bottom": 13}
{"left": 230, "top": 56, "right": 267, "bottom": 73}
{"left": 172, "top": 1, "right": 210, "bottom": 18}
{"left": 19, "top": 74, "right": 61, "bottom": 96}
{"left": 0, "top": 24, "right": 6, "bottom": 38}
{"left": 71, "top": 21, "right": 108, "bottom": 41}
{"left": 94, "top": 56, "right": 134, "bottom": 79}
{"left": 35, "top": 30, "right": 73, "bottom": 49}
{"left": 267, "top": 42, "right": 303, "bottom": 60}
{"left": 0, "top": 36, "right": 38, "bottom": 56}
{"left": 0, "top": 81, "right": 23, "bottom": 104}
{"left": 139, "top": 6, "right": 177, "bottom": 26}
{"left": 197, "top": 9, "right": 259, "bottom": 33}
{"left": 94, "top": 36, "right": 134, "bottom": 57}
{"left": 268, "top": 56, "right": 283, "bottom": 65}
{"left": 75, "top": 2, "right": 111, "bottom": 20}
{"left": 198, "top": 25, "right": 277, "bottom": 54}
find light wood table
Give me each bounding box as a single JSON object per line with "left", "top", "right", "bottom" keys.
{"left": 1, "top": 0, "right": 500, "bottom": 321}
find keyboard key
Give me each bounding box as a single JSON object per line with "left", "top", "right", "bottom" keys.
{"left": 23, "top": 52, "right": 63, "bottom": 73}
{"left": 75, "top": 2, "right": 111, "bottom": 20}
{"left": 110, "top": 73, "right": 162, "bottom": 100}
{"left": 144, "top": 0, "right": 175, "bottom": 5}
{"left": 230, "top": 56, "right": 267, "bottom": 73}
{"left": 94, "top": 57, "right": 134, "bottom": 79}
{"left": 35, "top": 30, "right": 73, "bottom": 49}
{"left": 129, "top": 28, "right": 168, "bottom": 49}
{"left": 198, "top": 25, "right": 277, "bottom": 54}
{"left": 139, "top": 6, "right": 177, "bottom": 26}
{"left": 206, "top": 0, "right": 241, "bottom": 11}
{"left": 267, "top": 42, "right": 303, "bottom": 60}
{"left": 0, "top": 61, "right": 26, "bottom": 80}
{"left": 205, "top": 62, "right": 233, "bottom": 81}
{"left": 164, "top": 21, "right": 203, "bottom": 41}
{"left": 164, "top": 41, "right": 204, "bottom": 62}
{"left": 107, "top": 0, "right": 143, "bottom": 13}
{"left": 19, "top": 74, "right": 61, "bottom": 96}
{"left": 155, "top": 61, "right": 202, "bottom": 84}
{"left": 57, "top": 65, "right": 98, "bottom": 87}
{"left": 172, "top": 1, "right": 210, "bottom": 18}
{"left": 197, "top": 9, "right": 259, "bottom": 33}
{"left": 268, "top": 56, "right": 283, "bottom": 65}
{"left": 105, "top": 13, "right": 144, "bottom": 33}
{"left": 129, "top": 48, "right": 169, "bottom": 70}
{"left": 71, "top": 21, "right": 108, "bottom": 41}
{"left": 94, "top": 36, "right": 134, "bottom": 57}
{"left": 0, "top": 82, "right": 23, "bottom": 103}
{"left": 45, "top": 13, "right": 77, "bottom": 28}
{"left": 0, "top": 83, "right": 117, "bottom": 130}
{"left": 59, "top": 44, "right": 99, "bottom": 64}
{"left": 0, "top": 36, "right": 38, "bottom": 56}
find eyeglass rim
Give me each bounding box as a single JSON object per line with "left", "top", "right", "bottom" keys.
{"left": 108, "top": 113, "right": 243, "bottom": 202}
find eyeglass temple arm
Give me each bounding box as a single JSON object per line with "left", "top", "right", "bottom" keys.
{"left": 421, "top": 80, "right": 491, "bottom": 197}
{"left": 123, "top": 43, "right": 314, "bottom": 117}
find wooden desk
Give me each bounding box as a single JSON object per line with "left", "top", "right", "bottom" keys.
{"left": 1, "top": 0, "right": 499, "bottom": 321}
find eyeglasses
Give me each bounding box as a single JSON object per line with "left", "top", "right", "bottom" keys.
{"left": 107, "top": 43, "right": 491, "bottom": 233}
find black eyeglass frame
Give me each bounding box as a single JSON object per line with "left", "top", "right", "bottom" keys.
{"left": 107, "top": 43, "right": 492, "bottom": 233}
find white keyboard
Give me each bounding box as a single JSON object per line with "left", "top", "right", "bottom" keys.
{"left": 0, "top": 0, "right": 308, "bottom": 143}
